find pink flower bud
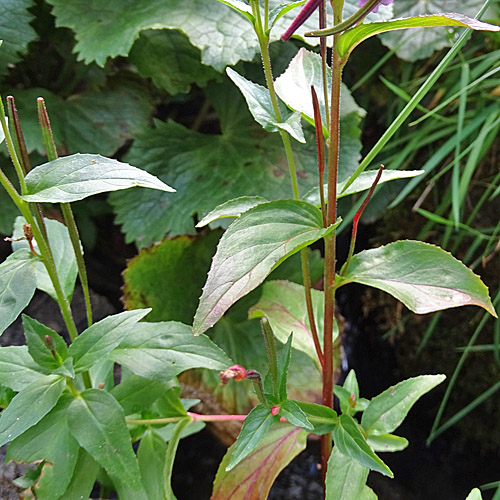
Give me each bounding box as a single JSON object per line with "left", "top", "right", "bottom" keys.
{"left": 271, "top": 405, "right": 280, "bottom": 416}
{"left": 219, "top": 364, "right": 248, "bottom": 384}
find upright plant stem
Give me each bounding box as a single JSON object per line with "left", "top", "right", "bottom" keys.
{"left": 251, "top": 0, "right": 322, "bottom": 364}
{"left": 321, "top": 26, "right": 344, "bottom": 480}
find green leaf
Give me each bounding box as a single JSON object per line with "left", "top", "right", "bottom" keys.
{"left": 227, "top": 68, "right": 305, "bottom": 143}
{"left": 193, "top": 200, "right": 338, "bottom": 335}
{"left": 67, "top": 389, "right": 142, "bottom": 491}
{"left": 46, "top": 0, "right": 260, "bottom": 71}
{"left": 338, "top": 241, "right": 497, "bottom": 317}
{"left": 337, "top": 12, "right": 500, "bottom": 59}
{"left": 12, "top": 217, "right": 78, "bottom": 301}
{"left": 226, "top": 404, "right": 277, "bottom": 471}
{"left": 333, "top": 415, "right": 393, "bottom": 477}
{"left": 291, "top": 400, "right": 338, "bottom": 435}
{"left": 366, "top": 433, "right": 408, "bottom": 452}
{"left": 111, "top": 375, "right": 171, "bottom": 416}
{"left": 0, "top": 374, "right": 65, "bottom": 446}
{"left": 360, "top": 486, "right": 378, "bottom": 500}
{"left": 0, "top": 250, "right": 36, "bottom": 335}
{"left": 129, "top": 30, "right": 218, "bottom": 95}
{"left": 22, "top": 153, "right": 175, "bottom": 203}
{"left": 0, "top": 346, "right": 49, "bottom": 391}
{"left": 6, "top": 394, "right": 79, "bottom": 500}
{"left": 56, "top": 448, "right": 99, "bottom": 500}
{"left": 217, "top": 0, "right": 254, "bottom": 23}
{"left": 334, "top": 385, "right": 357, "bottom": 416}
{"left": 279, "top": 399, "right": 314, "bottom": 431}
{"left": 465, "top": 488, "right": 483, "bottom": 500}
{"left": 361, "top": 374, "right": 446, "bottom": 436}
{"left": 325, "top": 447, "right": 369, "bottom": 500}
{"left": 276, "top": 334, "right": 293, "bottom": 401}
{"left": 249, "top": 280, "right": 327, "bottom": 365}
{"left": 268, "top": 1, "right": 305, "bottom": 30}
{"left": 123, "top": 231, "right": 222, "bottom": 324}
{"left": 137, "top": 430, "right": 167, "bottom": 500}
{"left": 196, "top": 196, "right": 268, "bottom": 228}
{"left": 109, "top": 79, "right": 325, "bottom": 246}
{"left": 22, "top": 315, "right": 68, "bottom": 370}
{"left": 10, "top": 85, "right": 152, "bottom": 157}
{"left": 213, "top": 423, "right": 307, "bottom": 499}
{"left": 380, "top": 1, "right": 494, "bottom": 62}
{"left": 68, "top": 309, "right": 151, "bottom": 373}
{"left": 109, "top": 321, "right": 233, "bottom": 381}
{"left": 303, "top": 169, "right": 424, "bottom": 206}
{"left": 275, "top": 48, "right": 365, "bottom": 131}
{"left": 0, "top": 0, "right": 37, "bottom": 78}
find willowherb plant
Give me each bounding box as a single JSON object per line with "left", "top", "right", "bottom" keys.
{"left": 0, "top": 1, "right": 497, "bottom": 499}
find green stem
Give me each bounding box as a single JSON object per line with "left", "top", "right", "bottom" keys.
{"left": 37, "top": 98, "right": 93, "bottom": 329}
{"left": 252, "top": 0, "right": 322, "bottom": 369}
{"left": 164, "top": 418, "right": 191, "bottom": 500}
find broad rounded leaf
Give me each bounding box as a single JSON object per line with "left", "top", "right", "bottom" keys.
{"left": 193, "top": 200, "right": 338, "bottom": 335}
{"left": 109, "top": 321, "right": 233, "bottom": 381}
{"left": 213, "top": 423, "right": 306, "bottom": 499}
{"left": 22, "top": 153, "right": 175, "bottom": 203}
{"left": 67, "top": 389, "right": 142, "bottom": 491}
{"left": 338, "top": 241, "right": 497, "bottom": 317}
{"left": 361, "top": 374, "right": 446, "bottom": 436}
{"left": 337, "top": 13, "right": 500, "bottom": 59}
{"left": 0, "top": 250, "right": 36, "bottom": 335}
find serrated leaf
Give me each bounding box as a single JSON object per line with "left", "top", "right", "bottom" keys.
{"left": 249, "top": 280, "right": 326, "bottom": 365}
{"left": 68, "top": 309, "right": 151, "bottom": 373}
{"left": 129, "top": 30, "right": 218, "bottom": 95}
{"left": 109, "top": 79, "right": 328, "bottom": 247}
{"left": 10, "top": 85, "right": 152, "bottom": 157}
{"left": 6, "top": 394, "right": 79, "bottom": 500}
{"left": 227, "top": 68, "right": 305, "bottom": 142}
{"left": 333, "top": 415, "right": 392, "bottom": 477}
{"left": 0, "top": 346, "right": 49, "bottom": 391}
{"left": 0, "top": 374, "right": 65, "bottom": 446}
{"left": 338, "top": 12, "right": 500, "bottom": 59}
{"left": 325, "top": 446, "right": 369, "bottom": 500}
{"left": 0, "top": 0, "right": 37, "bottom": 77}
{"left": 22, "top": 153, "right": 174, "bottom": 203}
{"left": 0, "top": 250, "right": 36, "bottom": 335}
{"left": 109, "top": 321, "right": 233, "bottom": 381}
{"left": 22, "top": 315, "right": 68, "bottom": 370}
{"left": 338, "top": 241, "right": 497, "bottom": 317}
{"left": 380, "top": 1, "right": 493, "bottom": 61}
{"left": 67, "top": 389, "right": 142, "bottom": 491}
{"left": 213, "top": 423, "right": 306, "bottom": 499}
{"left": 303, "top": 169, "right": 424, "bottom": 206}
{"left": 12, "top": 217, "right": 77, "bottom": 301}
{"left": 366, "top": 433, "right": 408, "bottom": 452}
{"left": 46, "top": 0, "right": 260, "bottom": 71}
{"left": 193, "top": 200, "right": 338, "bottom": 335}
{"left": 196, "top": 196, "right": 268, "bottom": 228}
{"left": 123, "top": 231, "right": 222, "bottom": 324}
{"left": 361, "top": 374, "right": 446, "bottom": 436}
